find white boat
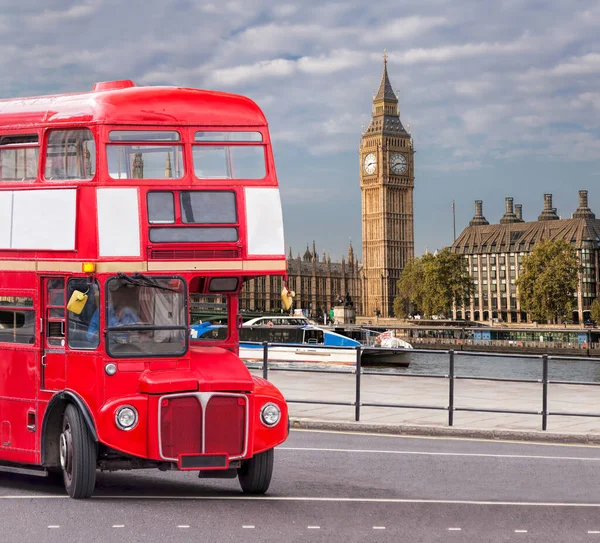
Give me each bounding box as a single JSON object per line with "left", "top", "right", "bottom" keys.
{"left": 191, "top": 321, "right": 412, "bottom": 367}
{"left": 239, "top": 324, "right": 361, "bottom": 365}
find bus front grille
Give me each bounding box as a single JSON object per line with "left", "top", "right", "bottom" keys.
{"left": 159, "top": 393, "right": 248, "bottom": 462}
{"left": 205, "top": 396, "right": 246, "bottom": 457}
{"left": 160, "top": 396, "right": 202, "bottom": 459}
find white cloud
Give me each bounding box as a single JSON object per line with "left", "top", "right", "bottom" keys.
{"left": 211, "top": 58, "right": 296, "bottom": 86}
{"left": 28, "top": 0, "right": 100, "bottom": 25}
{"left": 454, "top": 80, "right": 494, "bottom": 97}
{"left": 1, "top": 0, "right": 600, "bottom": 256}
{"left": 297, "top": 50, "right": 368, "bottom": 74}
{"left": 462, "top": 105, "right": 509, "bottom": 134}
{"left": 273, "top": 4, "right": 298, "bottom": 17}
{"left": 362, "top": 16, "right": 449, "bottom": 43}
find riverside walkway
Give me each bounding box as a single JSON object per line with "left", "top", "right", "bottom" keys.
{"left": 250, "top": 368, "right": 600, "bottom": 439}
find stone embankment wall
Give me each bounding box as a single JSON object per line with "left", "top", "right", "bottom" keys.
{"left": 410, "top": 338, "right": 599, "bottom": 356}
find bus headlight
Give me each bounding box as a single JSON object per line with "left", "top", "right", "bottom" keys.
{"left": 115, "top": 406, "right": 138, "bottom": 431}
{"left": 260, "top": 403, "right": 281, "bottom": 427}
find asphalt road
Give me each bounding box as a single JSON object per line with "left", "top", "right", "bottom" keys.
{"left": 2, "top": 430, "right": 600, "bottom": 542}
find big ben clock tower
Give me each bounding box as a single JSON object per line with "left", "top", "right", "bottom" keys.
{"left": 360, "top": 52, "right": 415, "bottom": 318}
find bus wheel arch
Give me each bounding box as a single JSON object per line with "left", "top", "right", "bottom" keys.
{"left": 42, "top": 392, "right": 98, "bottom": 469}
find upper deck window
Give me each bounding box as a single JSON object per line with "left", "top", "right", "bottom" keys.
{"left": 109, "top": 130, "right": 181, "bottom": 142}
{"left": 107, "top": 131, "right": 183, "bottom": 180}
{"left": 193, "top": 131, "right": 265, "bottom": 180}
{"left": 195, "top": 131, "right": 262, "bottom": 142}
{"left": 45, "top": 129, "right": 96, "bottom": 180}
{"left": 0, "top": 134, "right": 39, "bottom": 182}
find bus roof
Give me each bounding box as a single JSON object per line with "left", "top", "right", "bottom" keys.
{"left": 0, "top": 80, "right": 267, "bottom": 129}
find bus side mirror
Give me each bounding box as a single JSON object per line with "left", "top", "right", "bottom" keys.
{"left": 67, "top": 290, "right": 88, "bottom": 314}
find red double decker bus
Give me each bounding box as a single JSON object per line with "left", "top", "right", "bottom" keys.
{"left": 0, "top": 79, "right": 288, "bottom": 498}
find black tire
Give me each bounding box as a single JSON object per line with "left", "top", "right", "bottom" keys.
{"left": 238, "top": 448, "right": 274, "bottom": 494}
{"left": 60, "top": 404, "right": 97, "bottom": 499}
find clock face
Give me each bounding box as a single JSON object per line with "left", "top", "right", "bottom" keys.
{"left": 390, "top": 153, "right": 407, "bottom": 174}
{"left": 363, "top": 153, "right": 377, "bottom": 175}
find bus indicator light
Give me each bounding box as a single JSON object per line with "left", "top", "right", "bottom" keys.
{"left": 82, "top": 262, "right": 95, "bottom": 273}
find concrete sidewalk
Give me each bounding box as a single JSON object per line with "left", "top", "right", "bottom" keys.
{"left": 250, "top": 368, "right": 600, "bottom": 443}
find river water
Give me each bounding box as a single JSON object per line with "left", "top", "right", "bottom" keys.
{"left": 375, "top": 351, "right": 600, "bottom": 383}
{"left": 250, "top": 351, "right": 600, "bottom": 383}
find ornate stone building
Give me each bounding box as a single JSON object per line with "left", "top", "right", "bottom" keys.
{"left": 360, "top": 55, "right": 415, "bottom": 318}
{"left": 240, "top": 54, "right": 411, "bottom": 319}
{"left": 452, "top": 191, "right": 600, "bottom": 324}
{"left": 239, "top": 241, "right": 362, "bottom": 319}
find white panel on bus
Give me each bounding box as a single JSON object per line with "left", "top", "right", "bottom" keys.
{"left": 245, "top": 187, "right": 285, "bottom": 256}
{"left": 0, "top": 192, "right": 12, "bottom": 249}
{"left": 12, "top": 189, "right": 76, "bottom": 250}
{"left": 97, "top": 188, "right": 140, "bottom": 257}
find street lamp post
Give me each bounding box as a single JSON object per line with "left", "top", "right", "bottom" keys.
{"left": 381, "top": 273, "right": 385, "bottom": 318}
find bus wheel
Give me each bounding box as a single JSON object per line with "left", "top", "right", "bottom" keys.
{"left": 59, "top": 404, "right": 97, "bottom": 499}
{"left": 238, "top": 448, "right": 274, "bottom": 494}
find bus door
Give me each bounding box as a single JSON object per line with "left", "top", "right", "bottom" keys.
{"left": 41, "top": 278, "right": 67, "bottom": 391}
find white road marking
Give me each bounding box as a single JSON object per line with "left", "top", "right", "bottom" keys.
{"left": 373, "top": 526, "right": 386, "bottom": 530}
{"left": 47, "top": 525, "right": 60, "bottom": 529}
{"left": 112, "top": 525, "right": 125, "bottom": 528}
{"left": 1, "top": 496, "right": 67, "bottom": 499}
{"left": 90, "top": 496, "right": 600, "bottom": 507}
{"left": 4, "top": 494, "right": 600, "bottom": 508}
{"left": 177, "top": 525, "right": 190, "bottom": 529}
{"left": 243, "top": 525, "right": 255, "bottom": 529}
{"left": 515, "top": 529, "right": 528, "bottom": 533}
{"left": 588, "top": 530, "right": 600, "bottom": 533}
{"left": 290, "top": 428, "right": 600, "bottom": 448}
{"left": 307, "top": 526, "right": 320, "bottom": 529}
{"left": 448, "top": 527, "right": 462, "bottom": 531}
{"left": 279, "top": 446, "right": 600, "bottom": 462}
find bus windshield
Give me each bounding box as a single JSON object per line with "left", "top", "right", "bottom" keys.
{"left": 105, "top": 275, "right": 187, "bottom": 358}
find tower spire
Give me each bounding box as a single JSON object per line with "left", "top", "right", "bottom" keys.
{"left": 375, "top": 50, "right": 398, "bottom": 103}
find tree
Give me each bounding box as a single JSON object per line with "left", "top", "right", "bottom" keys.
{"left": 516, "top": 239, "right": 581, "bottom": 324}
{"left": 591, "top": 299, "right": 600, "bottom": 323}
{"left": 421, "top": 249, "right": 473, "bottom": 317}
{"left": 394, "top": 257, "right": 424, "bottom": 317}
{"left": 394, "top": 249, "right": 473, "bottom": 318}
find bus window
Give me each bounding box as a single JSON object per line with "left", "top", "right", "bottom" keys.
{"left": 46, "top": 279, "right": 65, "bottom": 346}
{"left": 0, "top": 296, "right": 34, "bottom": 344}
{"left": 105, "top": 276, "right": 187, "bottom": 357}
{"left": 147, "top": 192, "right": 175, "bottom": 224}
{"left": 180, "top": 191, "right": 237, "bottom": 224}
{"left": 194, "top": 131, "right": 262, "bottom": 142}
{"left": 67, "top": 279, "right": 100, "bottom": 350}
{"left": 189, "top": 294, "right": 229, "bottom": 341}
{"left": 192, "top": 146, "right": 265, "bottom": 180}
{"left": 107, "top": 145, "right": 184, "bottom": 180}
{"left": 0, "top": 134, "right": 39, "bottom": 182}
{"left": 45, "top": 129, "right": 96, "bottom": 180}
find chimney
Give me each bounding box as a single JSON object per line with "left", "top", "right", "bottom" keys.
{"left": 515, "top": 204, "right": 523, "bottom": 221}
{"left": 500, "top": 197, "right": 519, "bottom": 224}
{"left": 538, "top": 193, "right": 559, "bottom": 221}
{"left": 572, "top": 189, "right": 596, "bottom": 219}
{"left": 469, "top": 199, "right": 489, "bottom": 226}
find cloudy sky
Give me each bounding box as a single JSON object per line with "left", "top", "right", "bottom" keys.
{"left": 1, "top": 0, "right": 600, "bottom": 260}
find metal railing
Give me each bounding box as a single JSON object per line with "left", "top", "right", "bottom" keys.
{"left": 254, "top": 341, "right": 600, "bottom": 430}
